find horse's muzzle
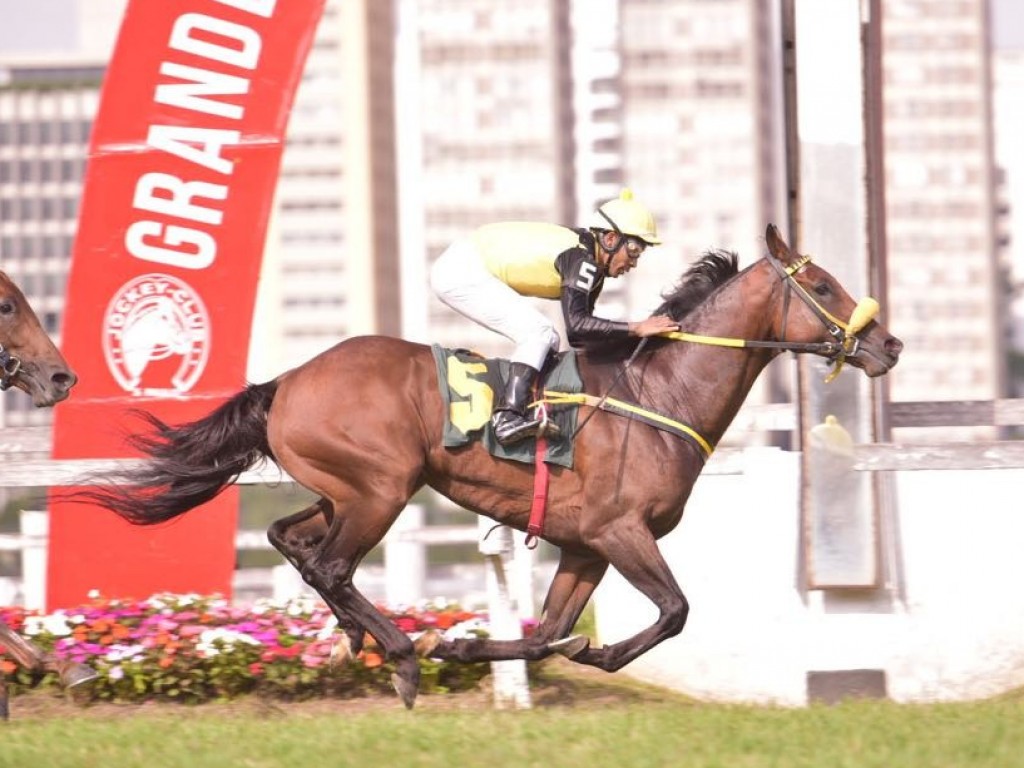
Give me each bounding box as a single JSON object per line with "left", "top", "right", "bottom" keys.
{"left": 24, "top": 364, "right": 78, "bottom": 407}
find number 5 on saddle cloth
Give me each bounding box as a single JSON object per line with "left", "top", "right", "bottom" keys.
{"left": 431, "top": 345, "right": 583, "bottom": 468}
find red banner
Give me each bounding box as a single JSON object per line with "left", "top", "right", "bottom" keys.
{"left": 48, "top": 0, "right": 325, "bottom": 609}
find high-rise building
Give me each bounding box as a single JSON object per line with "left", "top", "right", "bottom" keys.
{"left": 249, "top": 0, "right": 401, "bottom": 378}
{"left": 617, "top": 0, "right": 783, "bottom": 318}
{"left": 881, "top": 0, "right": 1003, "bottom": 416}
{"left": 0, "top": 59, "right": 99, "bottom": 429}
{"left": 405, "top": 0, "right": 576, "bottom": 358}
{"left": 993, "top": 48, "right": 1024, "bottom": 396}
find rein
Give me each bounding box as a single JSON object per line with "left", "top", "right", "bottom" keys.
{"left": 0, "top": 344, "right": 20, "bottom": 391}
{"left": 660, "top": 255, "right": 877, "bottom": 382}
{"left": 535, "top": 254, "right": 879, "bottom": 459}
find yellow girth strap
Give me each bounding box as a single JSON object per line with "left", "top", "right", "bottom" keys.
{"left": 537, "top": 391, "right": 714, "bottom": 460}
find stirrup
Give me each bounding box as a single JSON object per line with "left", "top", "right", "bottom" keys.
{"left": 532, "top": 401, "right": 561, "bottom": 440}
{"left": 492, "top": 410, "right": 540, "bottom": 446}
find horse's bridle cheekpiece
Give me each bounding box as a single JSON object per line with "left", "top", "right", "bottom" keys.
{"left": 768, "top": 254, "right": 880, "bottom": 381}
{"left": 0, "top": 344, "right": 21, "bottom": 391}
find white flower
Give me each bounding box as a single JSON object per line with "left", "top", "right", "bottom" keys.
{"left": 107, "top": 665, "right": 124, "bottom": 681}
{"left": 315, "top": 614, "right": 339, "bottom": 641}
{"left": 144, "top": 594, "right": 172, "bottom": 611}
{"left": 23, "top": 613, "right": 72, "bottom": 637}
{"left": 105, "top": 644, "right": 146, "bottom": 662}
{"left": 195, "top": 628, "right": 259, "bottom": 657}
{"left": 285, "top": 596, "right": 317, "bottom": 617}
{"left": 441, "top": 617, "right": 490, "bottom": 641}
{"left": 87, "top": 589, "right": 101, "bottom": 600}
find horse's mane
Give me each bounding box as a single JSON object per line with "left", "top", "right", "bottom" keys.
{"left": 652, "top": 248, "right": 739, "bottom": 321}
{"left": 581, "top": 248, "right": 739, "bottom": 364}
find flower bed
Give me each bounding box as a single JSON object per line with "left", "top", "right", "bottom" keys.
{"left": 0, "top": 594, "right": 494, "bottom": 703}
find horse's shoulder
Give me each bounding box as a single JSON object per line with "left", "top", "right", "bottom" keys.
{"left": 573, "top": 348, "right": 637, "bottom": 383}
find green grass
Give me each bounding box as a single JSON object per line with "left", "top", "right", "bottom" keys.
{"left": 2, "top": 667, "right": 1021, "bottom": 768}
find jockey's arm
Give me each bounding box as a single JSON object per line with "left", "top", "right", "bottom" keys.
{"left": 560, "top": 288, "right": 632, "bottom": 347}
{"left": 556, "top": 247, "right": 631, "bottom": 347}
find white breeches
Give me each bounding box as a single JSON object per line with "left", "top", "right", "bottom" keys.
{"left": 430, "top": 239, "right": 561, "bottom": 371}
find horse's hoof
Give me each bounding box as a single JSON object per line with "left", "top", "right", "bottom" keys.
{"left": 549, "top": 634, "right": 590, "bottom": 658}
{"left": 414, "top": 630, "right": 441, "bottom": 658}
{"left": 61, "top": 662, "right": 99, "bottom": 689}
{"left": 390, "top": 672, "right": 418, "bottom": 710}
{"left": 329, "top": 633, "right": 353, "bottom": 669}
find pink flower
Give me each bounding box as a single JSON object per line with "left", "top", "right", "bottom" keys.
{"left": 394, "top": 616, "right": 418, "bottom": 633}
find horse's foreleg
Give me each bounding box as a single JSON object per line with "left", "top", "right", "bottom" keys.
{"left": 267, "top": 498, "right": 367, "bottom": 657}
{"left": 0, "top": 620, "right": 44, "bottom": 671}
{"left": 0, "top": 620, "right": 97, "bottom": 696}
{"left": 566, "top": 528, "right": 689, "bottom": 672}
{"left": 427, "top": 550, "right": 608, "bottom": 663}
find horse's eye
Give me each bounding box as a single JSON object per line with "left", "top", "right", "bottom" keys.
{"left": 813, "top": 282, "right": 832, "bottom": 298}
{"left": 0, "top": 301, "right": 14, "bottom": 315}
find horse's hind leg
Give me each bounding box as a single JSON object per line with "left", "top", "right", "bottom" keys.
{"left": 427, "top": 550, "right": 608, "bottom": 663}
{"left": 267, "top": 498, "right": 367, "bottom": 658}
{"left": 302, "top": 495, "right": 422, "bottom": 708}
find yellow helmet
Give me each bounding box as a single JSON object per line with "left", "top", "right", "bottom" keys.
{"left": 588, "top": 188, "right": 661, "bottom": 245}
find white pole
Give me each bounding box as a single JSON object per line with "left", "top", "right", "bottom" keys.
{"left": 478, "top": 518, "right": 531, "bottom": 709}
{"left": 270, "top": 564, "right": 305, "bottom": 603}
{"left": 19, "top": 510, "right": 47, "bottom": 611}
{"left": 384, "top": 504, "right": 426, "bottom": 607}
{"left": 510, "top": 529, "right": 537, "bottom": 619}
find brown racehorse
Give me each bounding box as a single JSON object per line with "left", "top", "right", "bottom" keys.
{"left": 0, "top": 269, "right": 90, "bottom": 720}
{"left": 77, "top": 225, "right": 902, "bottom": 709}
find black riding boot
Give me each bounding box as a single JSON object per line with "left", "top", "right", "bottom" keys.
{"left": 491, "top": 362, "right": 558, "bottom": 445}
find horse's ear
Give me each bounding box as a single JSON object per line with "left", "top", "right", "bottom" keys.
{"left": 765, "top": 224, "right": 792, "bottom": 262}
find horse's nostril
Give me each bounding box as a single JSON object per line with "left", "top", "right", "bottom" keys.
{"left": 885, "top": 337, "right": 904, "bottom": 357}
{"left": 52, "top": 371, "right": 78, "bottom": 391}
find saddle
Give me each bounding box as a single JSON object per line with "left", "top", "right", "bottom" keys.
{"left": 430, "top": 345, "right": 583, "bottom": 468}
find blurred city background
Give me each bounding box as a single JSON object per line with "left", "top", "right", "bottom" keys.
{"left": 0, "top": 0, "right": 1021, "bottom": 605}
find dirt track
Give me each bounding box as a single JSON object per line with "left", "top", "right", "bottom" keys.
{"left": 2, "top": 657, "right": 687, "bottom": 722}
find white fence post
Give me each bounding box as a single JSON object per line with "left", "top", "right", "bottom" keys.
{"left": 19, "top": 511, "right": 47, "bottom": 611}
{"left": 384, "top": 504, "right": 426, "bottom": 607}
{"left": 270, "top": 564, "right": 306, "bottom": 602}
{"left": 478, "top": 518, "right": 531, "bottom": 709}
{"left": 510, "top": 529, "right": 536, "bottom": 619}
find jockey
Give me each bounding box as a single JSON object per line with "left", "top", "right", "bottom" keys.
{"left": 430, "top": 188, "right": 680, "bottom": 446}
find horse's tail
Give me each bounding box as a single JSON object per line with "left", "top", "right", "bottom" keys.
{"left": 76, "top": 381, "right": 279, "bottom": 526}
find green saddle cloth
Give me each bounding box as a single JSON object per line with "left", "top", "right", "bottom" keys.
{"left": 431, "top": 344, "right": 584, "bottom": 468}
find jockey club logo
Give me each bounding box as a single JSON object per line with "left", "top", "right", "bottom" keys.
{"left": 103, "top": 273, "right": 211, "bottom": 396}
